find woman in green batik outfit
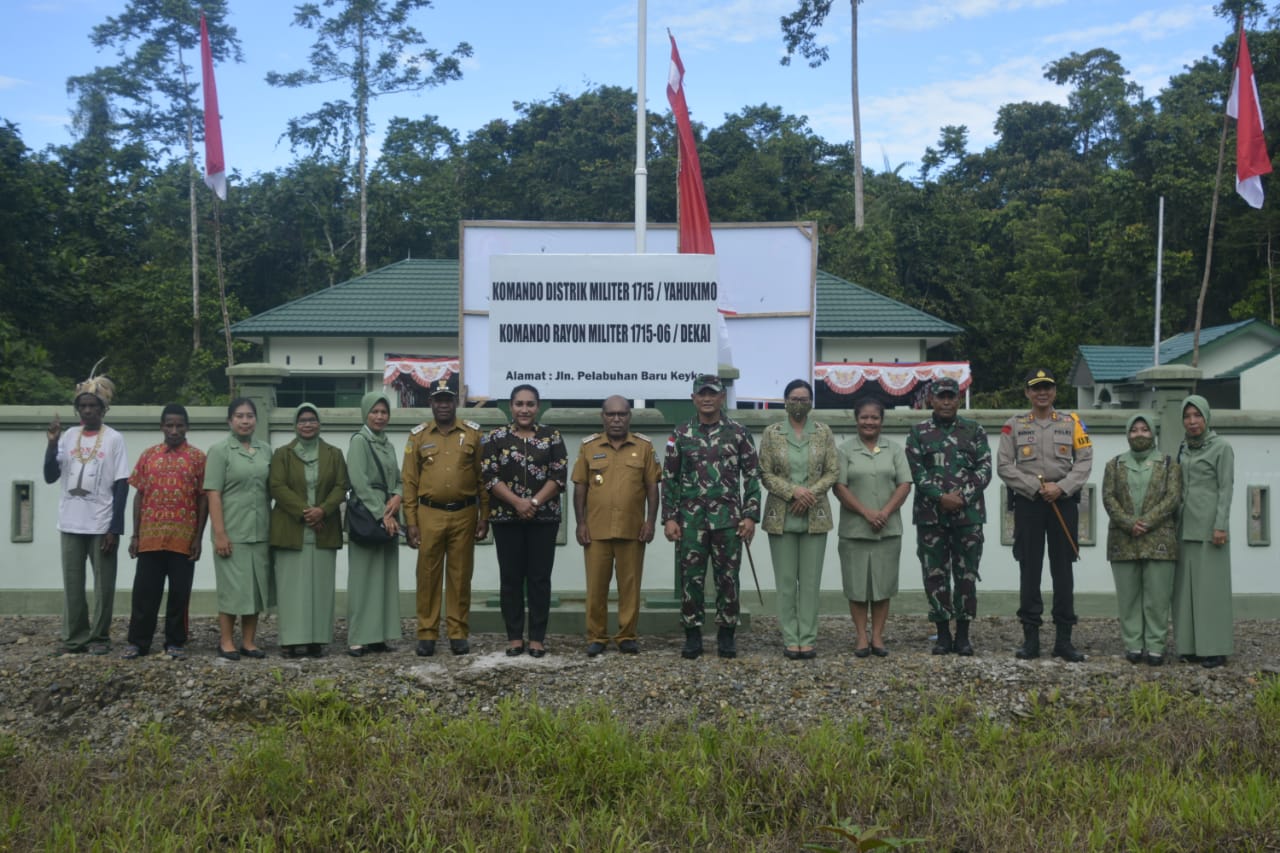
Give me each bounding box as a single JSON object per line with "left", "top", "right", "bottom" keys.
{"left": 759, "top": 379, "right": 837, "bottom": 660}
{"left": 1174, "top": 395, "right": 1235, "bottom": 669}
{"left": 345, "top": 391, "right": 403, "bottom": 657}
{"left": 1101, "top": 413, "right": 1182, "bottom": 666}
{"left": 205, "top": 397, "right": 274, "bottom": 660}
{"left": 269, "top": 403, "right": 348, "bottom": 658}
{"left": 833, "top": 397, "right": 912, "bottom": 658}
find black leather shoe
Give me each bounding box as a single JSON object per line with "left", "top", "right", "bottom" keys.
{"left": 871, "top": 646, "right": 889, "bottom": 658}
{"left": 449, "top": 639, "right": 470, "bottom": 656}
{"left": 348, "top": 646, "right": 367, "bottom": 658}
{"left": 1146, "top": 654, "right": 1164, "bottom": 666}
{"left": 217, "top": 647, "right": 241, "bottom": 661}
{"left": 954, "top": 622, "right": 974, "bottom": 656}
{"left": 799, "top": 648, "right": 817, "bottom": 660}
{"left": 1125, "top": 650, "right": 1145, "bottom": 664}
{"left": 416, "top": 640, "right": 436, "bottom": 657}
{"left": 307, "top": 644, "right": 325, "bottom": 658}
{"left": 368, "top": 642, "right": 392, "bottom": 653}
{"left": 716, "top": 627, "right": 737, "bottom": 659}
{"left": 1201, "top": 655, "right": 1226, "bottom": 669}
{"left": 586, "top": 642, "right": 606, "bottom": 657}
{"left": 1180, "top": 654, "right": 1201, "bottom": 664}
{"left": 528, "top": 646, "right": 547, "bottom": 659}
{"left": 238, "top": 647, "right": 266, "bottom": 659}
{"left": 854, "top": 646, "right": 871, "bottom": 658}
{"left": 505, "top": 643, "right": 525, "bottom": 657}
{"left": 783, "top": 648, "right": 801, "bottom": 660}
{"left": 618, "top": 640, "right": 639, "bottom": 654}
{"left": 1051, "top": 626, "right": 1085, "bottom": 663}
{"left": 1015, "top": 625, "right": 1040, "bottom": 660}
{"left": 932, "top": 622, "right": 953, "bottom": 655}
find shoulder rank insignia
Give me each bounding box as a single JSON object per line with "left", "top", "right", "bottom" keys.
{"left": 464, "top": 420, "right": 480, "bottom": 430}
{"left": 633, "top": 432, "right": 652, "bottom": 443}
{"left": 582, "top": 433, "right": 600, "bottom": 443}
{"left": 409, "top": 423, "right": 427, "bottom": 435}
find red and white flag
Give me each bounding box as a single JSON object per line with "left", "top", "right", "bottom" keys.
{"left": 666, "top": 33, "right": 714, "bottom": 254}
{"left": 200, "top": 13, "right": 226, "bottom": 200}
{"left": 1227, "top": 24, "right": 1271, "bottom": 208}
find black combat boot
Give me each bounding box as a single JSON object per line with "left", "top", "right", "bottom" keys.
{"left": 1015, "top": 624, "right": 1040, "bottom": 659}
{"left": 954, "top": 620, "right": 974, "bottom": 656}
{"left": 931, "top": 621, "right": 953, "bottom": 655}
{"left": 716, "top": 626, "right": 737, "bottom": 659}
{"left": 681, "top": 627, "right": 703, "bottom": 660}
{"left": 1052, "top": 624, "right": 1085, "bottom": 662}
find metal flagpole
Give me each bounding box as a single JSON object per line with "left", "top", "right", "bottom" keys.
{"left": 1153, "top": 196, "right": 1164, "bottom": 368}
{"left": 634, "top": 0, "right": 648, "bottom": 253}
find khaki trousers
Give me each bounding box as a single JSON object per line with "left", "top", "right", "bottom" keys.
{"left": 414, "top": 506, "right": 477, "bottom": 640}
{"left": 584, "top": 538, "right": 645, "bottom": 643}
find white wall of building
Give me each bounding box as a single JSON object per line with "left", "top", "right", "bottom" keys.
{"left": 818, "top": 338, "right": 925, "bottom": 364}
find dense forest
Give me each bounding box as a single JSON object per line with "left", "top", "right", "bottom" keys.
{"left": 2, "top": 1, "right": 1279, "bottom": 407}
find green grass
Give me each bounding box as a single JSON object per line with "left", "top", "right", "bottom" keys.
{"left": 2, "top": 678, "right": 1279, "bottom": 851}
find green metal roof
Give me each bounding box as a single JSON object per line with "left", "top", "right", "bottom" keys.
{"left": 1072, "top": 319, "right": 1280, "bottom": 384}
{"left": 814, "top": 271, "right": 962, "bottom": 337}
{"left": 233, "top": 259, "right": 961, "bottom": 341}
{"left": 231, "top": 259, "right": 459, "bottom": 337}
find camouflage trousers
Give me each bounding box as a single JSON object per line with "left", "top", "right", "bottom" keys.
{"left": 916, "top": 524, "right": 983, "bottom": 623}
{"left": 677, "top": 526, "right": 741, "bottom": 628}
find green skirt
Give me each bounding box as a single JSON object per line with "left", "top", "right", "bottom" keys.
{"left": 838, "top": 535, "right": 902, "bottom": 603}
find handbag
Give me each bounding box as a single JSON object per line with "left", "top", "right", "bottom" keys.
{"left": 346, "top": 434, "right": 396, "bottom": 545}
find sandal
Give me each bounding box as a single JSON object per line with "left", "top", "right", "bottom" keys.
{"left": 120, "top": 644, "right": 143, "bottom": 660}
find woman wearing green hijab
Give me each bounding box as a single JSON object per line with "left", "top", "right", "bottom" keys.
{"left": 269, "top": 403, "right": 349, "bottom": 658}
{"left": 1101, "top": 414, "right": 1182, "bottom": 665}
{"left": 1174, "top": 395, "right": 1235, "bottom": 669}
{"left": 345, "top": 391, "right": 403, "bottom": 657}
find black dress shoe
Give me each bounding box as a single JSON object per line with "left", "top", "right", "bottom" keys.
{"left": 368, "top": 642, "right": 392, "bottom": 653}
{"left": 449, "top": 639, "right": 470, "bottom": 656}
{"left": 308, "top": 644, "right": 325, "bottom": 658}
{"left": 217, "top": 647, "right": 241, "bottom": 661}
{"left": 586, "top": 642, "right": 606, "bottom": 657}
{"left": 1146, "top": 654, "right": 1164, "bottom": 666}
{"left": 1201, "top": 655, "right": 1227, "bottom": 669}
{"left": 416, "top": 640, "right": 436, "bottom": 657}
{"left": 1125, "top": 650, "right": 1145, "bottom": 664}
{"left": 528, "top": 646, "right": 547, "bottom": 659}
{"left": 1180, "top": 654, "right": 1201, "bottom": 664}
{"left": 618, "top": 640, "right": 640, "bottom": 654}
{"left": 854, "top": 646, "right": 872, "bottom": 659}
{"left": 783, "top": 648, "right": 801, "bottom": 660}
{"left": 238, "top": 647, "right": 267, "bottom": 659}
{"left": 348, "top": 646, "right": 367, "bottom": 658}
{"left": 505, "top": 643, "right": 525, "bottom": 657}
{"left": 871, "top": 646, "right": 889, "bottom": 658}
{"left": 799, "top": 649, "right": 817, "bottom": 660}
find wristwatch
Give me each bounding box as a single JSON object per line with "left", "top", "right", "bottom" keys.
{"left": 530, "top": 497, "right": 540, "bottom": 508}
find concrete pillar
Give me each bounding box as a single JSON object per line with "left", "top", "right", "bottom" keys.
{"left": 1136, "top": 364, "right": 1201, "bottom": 456}
{"left": 226, "top": 364, "right": 289, "bottom": 442}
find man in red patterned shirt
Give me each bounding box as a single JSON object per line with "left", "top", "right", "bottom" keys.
{"left": 121, "top": 405, "right": 208, "bottom": 659}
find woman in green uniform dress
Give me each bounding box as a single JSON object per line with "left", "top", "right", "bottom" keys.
{"left": 345, "top": 392, "right": 403, "bottom": 656}
{"left": 269, "top": 403, "right": 348, "bottom": 658}
{"left": 1174, "top": 395, "right": 1235, "bottom": 669}
{"left": 833, "top": 398, "right": 912, "bottom": 657}
{"left": 205, "top": 398, "right": 273, "bottom": 660}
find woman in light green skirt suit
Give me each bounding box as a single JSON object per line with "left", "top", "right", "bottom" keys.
{"left": 269, "top": 403, "right": 348, "bottom": 658}
{"left": 345, "top": 391, "right": 403, "bottom": 656}
{"left": 205, "top": 397, "right": 273, "bottom": 660}
{"left": 1174, "top": 395, "right": 1235, "bottom": 669}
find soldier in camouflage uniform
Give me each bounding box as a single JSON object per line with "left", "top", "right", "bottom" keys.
{"left": 662, "top": 374, "right": 761, "bottom": 659}
{"left": 904, "top": 377, "right": 991, "bottom": 656}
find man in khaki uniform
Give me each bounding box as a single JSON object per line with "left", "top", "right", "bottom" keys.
{"left": 572, "top": 396, "right": 660, "bottom": 655}
{"left": 402, "top": 376, "right": 488, "bottom": 656}
{"left": 997, "top": 367, "right": 1093, "bottom": 662}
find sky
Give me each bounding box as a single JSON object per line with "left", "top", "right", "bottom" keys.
{"left": 0, "top": 0, "right": 1225, "bottom": 180}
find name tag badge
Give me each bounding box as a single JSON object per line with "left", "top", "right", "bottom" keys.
{"left": 592, "top": 453, "right": 607, "bottom": 459}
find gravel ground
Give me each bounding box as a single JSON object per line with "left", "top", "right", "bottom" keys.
{"left": 1, "top": 614, "right": 1277, "bottom": 759}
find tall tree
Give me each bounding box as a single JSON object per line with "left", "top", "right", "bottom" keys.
{"left": 781, "top": 0, "right": 864, "bottom": 229}
{"left": 67, "top": 0, "right": 242, "bottom": 351}
{"left": 267, "top": 0, "right": 472, "bottom": 272}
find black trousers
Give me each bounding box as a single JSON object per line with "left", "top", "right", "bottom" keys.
{"left": 492, "top": 522, "right": 558, "bottom": 643}
{"left": 126, "top": 549, "right": 195, "bottom": 652}
{"left": 1012, "top": 494, "right": 1078, "bottom": 627}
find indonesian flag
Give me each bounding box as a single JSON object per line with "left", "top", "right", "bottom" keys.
{"left": 1226, "top": 24, "right": 1271, "bottom": 209}
{"left": 200, "top": 13, "right": 226, "bottom": 200}
{"left": 666, "top": 33, "right": 714, "bottom": 254}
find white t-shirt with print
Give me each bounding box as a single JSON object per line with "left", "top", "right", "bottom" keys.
{"left": 55, "top": 425, "right": 130, "bottom": 534}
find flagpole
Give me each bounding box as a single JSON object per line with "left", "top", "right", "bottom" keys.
{"left": 1193, "top": 19, "right": 1246, "bottom": 369}
{"left": 634, "top": 0, "right": 647, "bottom": 253}
{"left": 1153, "top": 195, "right": 1164, "bottom": 368}
{"left": 212, "top": 197, "right": 236, "bottom": 393}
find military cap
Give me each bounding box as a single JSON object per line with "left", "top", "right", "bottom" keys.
{"left": 931, "top": 376, "right": 960, "bottom": 395}
{"left": 429, "top": 374, "right": 459, "bottom": 398}
{"left": 1024, "top": 368, "right": 1056, "bottom": 388}
{"left": 693, "top": 374, "right": 724, "bottom": 393}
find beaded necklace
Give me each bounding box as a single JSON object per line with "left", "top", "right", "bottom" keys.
{"left": 71, "top": 429, "right": 103, "bottom": 463}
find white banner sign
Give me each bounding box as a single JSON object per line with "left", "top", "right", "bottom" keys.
{"left": 488, "top": 253, "right": 719, "bottom": 399}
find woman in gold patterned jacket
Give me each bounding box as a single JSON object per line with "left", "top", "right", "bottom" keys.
{"left": 759, "top": 379, "right": 837, "bottom": 660}
{"left": 1101, "top": 413, "right": 1182, "bottom": 666}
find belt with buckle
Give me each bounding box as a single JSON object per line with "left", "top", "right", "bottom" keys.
{"left": 424, "top": 496, "right": 478, "bottom": 512}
